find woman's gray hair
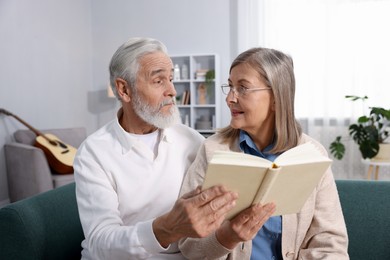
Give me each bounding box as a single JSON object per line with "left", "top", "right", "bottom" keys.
{"left": 109, "top": 37, "right": 168, "bottom": 99}
{"left": 219, "top": 47, "right": 302, "bottom": 153}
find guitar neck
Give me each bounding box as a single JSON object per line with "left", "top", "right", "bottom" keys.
{"left": 12, "top": 114, "right": 44, "bottom": 135}
{"left": 1, "top": 108, "right": 53, "bottom": 143}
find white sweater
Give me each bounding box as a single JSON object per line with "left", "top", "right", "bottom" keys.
{"left": 74, "top": 116, "right": 204, "bottom": 260}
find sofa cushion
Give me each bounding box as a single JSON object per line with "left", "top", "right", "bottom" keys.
{"left": 336, "top": 180, "right": 390, "bottom": 260}
{"left": 0, "top": 182, "right": 84, "bottom": 260}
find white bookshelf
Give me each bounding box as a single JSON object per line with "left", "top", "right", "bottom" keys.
{"left": 171, "top": 54, "right": 220, "bottom": 136}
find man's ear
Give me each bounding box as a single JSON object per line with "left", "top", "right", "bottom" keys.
{"left": 115, "top": 78, "right": 131, "bottom": 102}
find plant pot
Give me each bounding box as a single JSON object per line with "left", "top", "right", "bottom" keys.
{"left": 372, "top": 143, "right": 390, "bottom": 161}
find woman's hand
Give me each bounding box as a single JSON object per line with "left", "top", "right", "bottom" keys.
{"left": 215, "top": 202, "right": 276, "bottom": 249}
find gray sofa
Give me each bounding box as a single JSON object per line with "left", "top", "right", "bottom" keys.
{"left": 4, "top": 127, "right": 86, "bottom": 202}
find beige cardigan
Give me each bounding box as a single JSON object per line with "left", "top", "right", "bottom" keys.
{"left": 178, "top": 133, "right": 349, "bottom": 260}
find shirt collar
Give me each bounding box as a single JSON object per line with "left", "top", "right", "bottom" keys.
{"left": 239, "top": 130, "right": 278, "bottom": 161}
{"left": 114, "top": 108, "right": 173, "bottom": 154}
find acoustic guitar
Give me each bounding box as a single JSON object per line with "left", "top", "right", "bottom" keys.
{"left": 0, "top": 108, "right": 77, "bottom": 174}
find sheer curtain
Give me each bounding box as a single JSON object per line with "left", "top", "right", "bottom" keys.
{"left": 237, "top": 0, "right": 390, "bottom": 179}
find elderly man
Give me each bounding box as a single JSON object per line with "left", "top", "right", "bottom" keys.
{"left": 74, "top": 37, "right": 237, "bottom": 259}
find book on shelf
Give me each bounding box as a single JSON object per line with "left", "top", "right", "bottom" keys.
{"left": 180, "top": 91, "right": 186, "bottom": 105}
{"left": 181, "top": 90, "right": 190, "bottom": 105}
{"left": 185, "top": 91, "right": 190, "bottom": 105}
{"left": 202, "top": 142, "right": 332, "bottom": 219}
{"left": 195, "top": 69, "right": 208, "bottom": 80}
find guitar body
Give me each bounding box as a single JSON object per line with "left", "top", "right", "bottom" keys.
{"left": 35, "top": 134, "right": 77, "bottom": 174}
{"left": 1, "top": 108, "right": 77, "bottom": 174}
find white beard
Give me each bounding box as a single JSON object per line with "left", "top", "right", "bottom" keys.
{"left": 132, "top": 93, "right": 180, "bottom": 129}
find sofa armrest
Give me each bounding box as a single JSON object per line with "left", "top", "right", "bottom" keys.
{"left": 4, "top": 143, "right": 54, "bottom": 202}
{"left": 0, "top": 183, "right": 84, "bottom": 260}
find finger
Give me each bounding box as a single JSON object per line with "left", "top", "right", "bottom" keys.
{"left": 250, "top": 203, "right": 276, "bottom": 231}
{"left": 258, "top": 203, "right": 276, "bottom": 216}
{"left": 197, "top": 195, "right": 237, "bottom": 227}
{"left": 231, "top": 207, "right": 254, "bottom": 225}
{"left": 184, "top": 189, "right": 237, "bottom": 228}
{"left": 192, "top": 185, "right": 229, "bottom": 206}
{"left": 203, "top": 196, "right": 237, "bottom": 224}
{"left": 208, "top": 192, "right": 238, "bottom": 212}
{"left": 232, "top": 202, "right": 275, "bottom": 226}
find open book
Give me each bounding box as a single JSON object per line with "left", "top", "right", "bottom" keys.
{"left": 202, "top": 142, "right": 332, "bottom": 219}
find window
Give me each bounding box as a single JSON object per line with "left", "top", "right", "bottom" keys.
{"left": 261, "top": 0, "right": 390, "bottom": 118}
{"left": 237, "top": 0, "right": 390, "bottom": 179}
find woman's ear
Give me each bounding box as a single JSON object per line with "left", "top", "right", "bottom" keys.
{"left": 115, "top": 78, "right": 131, "bottom": 102}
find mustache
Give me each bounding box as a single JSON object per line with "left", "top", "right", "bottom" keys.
{"left": 160, "top": 97, "right": 176, "bottom": 108}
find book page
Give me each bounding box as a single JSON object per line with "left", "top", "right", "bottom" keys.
{"left": 209, "top": 150, "right": 271, "bottom": 167}
{"left": 275, "top": 142, "right": 330, "bottom": 166}
{"left": 202, "top": 163, "right": 269, "bottom": 220}
{"left": 259, "top": 160, "right": 331, "bottom": 216}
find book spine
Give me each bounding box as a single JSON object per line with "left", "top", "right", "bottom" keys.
{"left": 252, "top": 167, "right": 281, "bottom": 204}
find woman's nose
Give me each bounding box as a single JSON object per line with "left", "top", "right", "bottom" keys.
{"left": 226, "top": 89, "right": 238, "bottom": 103}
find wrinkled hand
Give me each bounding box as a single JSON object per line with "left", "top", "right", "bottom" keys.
{"left": 215, "top": 203, "right": 276, "bottom": 249}
{"left": 153, "top": 185, "right": 238, "bottom": 248}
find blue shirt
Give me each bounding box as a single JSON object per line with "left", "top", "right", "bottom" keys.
{"left": 239, "top": 131, "right": 283, "bottom": 260}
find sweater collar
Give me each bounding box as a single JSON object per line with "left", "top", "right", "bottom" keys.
{"left": 114, "top": 108, "right": 173, "bottom": 154}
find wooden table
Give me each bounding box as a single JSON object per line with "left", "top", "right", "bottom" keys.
{"left": 362, "top": 159, "right": 390, "bottom": 180}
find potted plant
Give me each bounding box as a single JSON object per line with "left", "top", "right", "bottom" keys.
{"left": 329, "top": 95, "right": 390, "bottom": 160}
{"left": 197, "top": 69, "right": 215, "bottom": 105}
{"left": 205, "top": 69, "right": 215, "bottom": 97}
{"left": 205, "top": 69, "right": 215, "bottom": 86}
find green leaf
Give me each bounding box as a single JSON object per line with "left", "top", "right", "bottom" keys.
{"left": 329, "top": 136, "right": 346, "bottom": 160}
{"left": 345, "top": 95, "right": 368, "bottom": 102}
{"left": 357, "top": 116, "right": 369, "bottom": 124}
{"left": 359, "top": 140, "right": 379, "bottom": 159}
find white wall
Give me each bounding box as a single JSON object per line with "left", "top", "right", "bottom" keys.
{"left": 0, "top": 0, "right": 234, "bottom": 205}
{"left": 89, "top": 0, "right": 234, "bottom": 125}
{"left": 0, "top": 0, "right": 96, "bottom": 205}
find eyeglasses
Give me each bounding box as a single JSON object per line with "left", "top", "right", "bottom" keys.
{"left": 221, "top": 84, "right": 271, "bottom": 97}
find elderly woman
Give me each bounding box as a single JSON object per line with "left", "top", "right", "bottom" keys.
{"left": 178, "top": 47, "right": 349, "bottom": 259}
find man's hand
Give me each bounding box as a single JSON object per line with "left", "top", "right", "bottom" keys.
{"left": 153, "top": 185, "right": 238, "bottom": 248}
{"left": 215, "top": 202, "right": 276, "bottom": 249}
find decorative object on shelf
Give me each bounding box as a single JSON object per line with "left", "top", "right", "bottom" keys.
{"left": 197, "top": 83, "right": 208, "bottom": 104}
{"left": 195, "top": 69, "right": 208, "bottom": 80}
{"left": 329, "top": 95, "right": 390, "bottom": 160}
{"left": 195, "top": 115, "right": 212, "bottom": 130}
{"left": 181, "top": 64, "right": 188, "bottom": 80}
{"left": 205, "top": 69, "right": 215, "bottom": 86}
{"left": 184, "top": 114, "right": 190, "bottom": 126}
{"left": 195, "top": 70, "right": 215, "bottom": 105}
{"left": 174, "top": 64, "right": 180, "bottom": 80}
{"left": 204, "top": 69, "right": 215, "bottom": 103}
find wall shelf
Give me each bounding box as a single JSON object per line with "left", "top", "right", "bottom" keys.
{"left": 171, "top": 54, "right": 220, "bottom": 135}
